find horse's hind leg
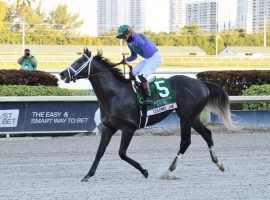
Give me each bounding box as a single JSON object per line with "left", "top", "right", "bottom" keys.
{"left": 192, "top": 117, "right": 224, "bottom": 172}
{"left": 81, "top": 125, "right": 117, "bottom": 182}
{"left": 119, "top": 129, "right": 148, "bottom": 178}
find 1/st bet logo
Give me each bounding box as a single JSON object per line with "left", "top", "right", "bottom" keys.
{"left": 0, "top": 110, "right": 19, "bottom": 128}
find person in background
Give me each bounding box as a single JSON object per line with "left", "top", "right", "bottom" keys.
{"left": 18, "top": 48, "right": 38, "bottom": 71}
{"left": 116, "top": 24, "right": 162, "bottom": 105}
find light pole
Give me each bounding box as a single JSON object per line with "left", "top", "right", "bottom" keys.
{"left": 215, "top": 1, "right": 219, "bottom": 56}
{"left": 22, "top": 18, "right": 25, "bottom": 52}
{"left": 264, "top": 15, "right": 267, "bottom": 47}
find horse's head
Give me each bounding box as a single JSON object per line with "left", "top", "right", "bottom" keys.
{"left": 60, "top": 48, "right": 95, "bottom": 83}
{"left": 60, "top": 48, "right": 129, "bottom": 83}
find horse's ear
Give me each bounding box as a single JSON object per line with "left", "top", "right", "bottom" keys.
{"left": 83, "top": 48, "right": 86, "bottom": 54}
{"left": 85, "top": 47, "right": 91, "bottom": 56}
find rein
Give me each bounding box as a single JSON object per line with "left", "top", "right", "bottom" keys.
{"left": 67, "top": 54, "right": 133, "bottom": 82}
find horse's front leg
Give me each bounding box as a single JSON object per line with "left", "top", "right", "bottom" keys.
{"left": 119, "top": 129, "right": 148, "bottom": 178}
{"left": 81, "top": 125, "right": 117, "bottom": 182}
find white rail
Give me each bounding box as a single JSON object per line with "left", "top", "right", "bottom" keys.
{"left": 0, "top": 95, "right": 268, "bottom": 137}
{"left": 229, "top": 96, "right": 270, "bottom": 103}
{"left": 46, "top": 68, "right": 270, "bottom": 75}
{"left": 1, "top": 96, "right": 270, "bottom": 103}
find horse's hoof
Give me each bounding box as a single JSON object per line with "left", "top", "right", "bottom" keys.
{"left": 81, "top": 176, "right": 89, "bottom": 182}
{"left": 169, "top": 163, "right": 176, "bottom": 172}
{"left": 142, "top": 169, "right": 149, "bottom": 178}
{"left": 168, "top": 156, "right": 178, "bottom": 172}
{"left": 219, "top": 164, "right": 225, "bottom": 172}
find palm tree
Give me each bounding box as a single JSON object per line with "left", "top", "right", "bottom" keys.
{"left": 15, "top": 0, "right": 35, "bottom": 52}
{"left": 16, "top": 0, "right": 35, "bottom": 19}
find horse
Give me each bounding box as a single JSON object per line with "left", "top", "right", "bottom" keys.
{"left": 60, "top": 48, "right": 235, "bottom": 182}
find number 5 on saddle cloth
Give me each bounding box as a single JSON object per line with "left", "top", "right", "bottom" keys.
{"left": 132, "top": 76, "right": 178, "bottom": 128}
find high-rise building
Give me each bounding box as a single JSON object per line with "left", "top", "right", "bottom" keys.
{"left": 236, "top": 0, "right": 253, "bottom": 33}
{"left": 98, "top": 0, "right": 145, "bottom": 35}
{"left": 129, "top": 0, "right": 145, "bottom": 32}
{"left": 98, "top": 0, "right": 120, "bottom": 35}
{"left": 186, "top": 0, "right": 237, "bottom": 32}
{"left": 252, "top": 0, "right": 270, "bottom": 33}
{"left": 236, "top": 0, "right": 270, "bottom": 33}
{"left": 169, "top": 0, "right": 187, "bottom": 32}
{"left": 186, "top": 1, "right": 217, "bottom": 32}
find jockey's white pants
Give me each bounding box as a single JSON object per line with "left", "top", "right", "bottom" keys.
{"left": 132, "top": 51, "right": 162, "bottom": 79}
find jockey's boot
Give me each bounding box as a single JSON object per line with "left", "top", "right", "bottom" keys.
{"left": 139, "top": 75, "right": 154, "bottom": 105}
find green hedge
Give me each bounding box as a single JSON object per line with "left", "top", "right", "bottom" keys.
{"left": 0, "top": 85, "right": 72, "bottom": 96}
{"left": 0, "top": 70, "right": 58, "bottom": 86}
{"left": 197, "top": 70, "right": 270, "bottom": 95}
{"left": 242, "top": 84, "right": 270, "bottom": 110}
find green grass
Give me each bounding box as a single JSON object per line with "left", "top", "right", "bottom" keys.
{"left": 2, "top": 54, "right": 270, "bottom": 70}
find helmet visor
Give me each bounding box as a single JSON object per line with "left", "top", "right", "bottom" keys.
{"left": 116, "top": 30, "right": 128, "bottom": 39}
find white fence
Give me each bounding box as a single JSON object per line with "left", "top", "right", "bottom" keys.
{"left": 1, "top": 96, "right": 269, "bottom": 137}
{"left": 1, "top": 96, "right": 270, "bottom": 103}
{"left": 2, "top": 55, "right": 270, "bottom": 67}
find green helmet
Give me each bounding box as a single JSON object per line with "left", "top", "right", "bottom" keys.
{"left": 116, "top": 24, "right": 129, "bottom": 39}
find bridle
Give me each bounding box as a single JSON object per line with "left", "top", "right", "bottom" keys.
{"left": 67, "top": 54, "right": 94, "bottom": 82}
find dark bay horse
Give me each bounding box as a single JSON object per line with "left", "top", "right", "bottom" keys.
{"left": 60, "top": 48, "right": 235, "bottom": 182}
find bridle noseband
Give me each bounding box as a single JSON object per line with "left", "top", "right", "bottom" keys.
{"left": 67, "top": 54, "right": 94, "bottom": 82}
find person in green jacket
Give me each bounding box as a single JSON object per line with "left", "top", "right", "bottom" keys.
{"left": 18, "top": 48, "right": 38, "bottom": 71}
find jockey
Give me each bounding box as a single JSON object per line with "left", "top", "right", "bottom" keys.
{"left": 116, "top": 24, "right": 162, "bottom": 105}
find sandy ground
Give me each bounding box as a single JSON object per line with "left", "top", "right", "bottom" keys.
{"left": 0, "top": 132, "right": 269, "bottom": 200}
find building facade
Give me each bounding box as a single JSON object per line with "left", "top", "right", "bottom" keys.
{"left": 236, "top": 0, "right": 270, "bottom": 33}
{"left": 236, "top": 0, "right": 253, "bottom": 33}
{"left": 252, "top": 0, "right": 270, "bottom": 33}
{"left": 169, "top": 0, "right": 186, "bottom": 32}
{"left": 98, "top": 0, "right": 120, "bottom": 35}
{"left": 186, "top": 1, "right": 217, "bottom": 32}
{"left": 186, "top": 0, "right": 236, "bottom": 32}
{"left": 128, "top": 0, "right": 145, "bottom": 32}
{"left": 98, "top": 0, "right": 145, "bottom": 35}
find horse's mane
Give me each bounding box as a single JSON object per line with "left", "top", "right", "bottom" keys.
{"left": 94, "top": 51, "right": 130, "bottom": 83}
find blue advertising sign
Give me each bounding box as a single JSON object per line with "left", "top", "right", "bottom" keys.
{"left": 0, "top": 99, "right": 180, "bottom": 134}
{"left": 0, "top": 102, "right": 100, "bottom": 133}
{"left": 0, "top": 103, "right": 26, "bottom": 132}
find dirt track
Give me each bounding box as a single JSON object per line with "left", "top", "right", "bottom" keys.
{"left": 0, "top": 132, "right": 269, "bottom": 200}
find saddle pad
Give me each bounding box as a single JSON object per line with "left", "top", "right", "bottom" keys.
{"left": 136, "top": 78, "right": 177, "bottom": 116}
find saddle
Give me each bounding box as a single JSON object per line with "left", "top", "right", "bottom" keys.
{"left": 131, "top": 77, "right": 177, "bottom": 128}
{"left": 127, "top": 65, "right": 177, "bottom": 128}
{"left": 133, "top": 77, "right": 177, "bottom": 116}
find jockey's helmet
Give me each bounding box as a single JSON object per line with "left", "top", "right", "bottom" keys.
{"left": 116, "top": 24, "right": 129, "bottom": 39}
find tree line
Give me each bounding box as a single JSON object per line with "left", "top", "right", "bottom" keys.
{"left": 0, "top": 1, "right": 268, "bottom": 55}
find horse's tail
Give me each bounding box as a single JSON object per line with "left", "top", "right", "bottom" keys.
{"left": 204, "top": 81, "right": 237, "bottom": 130}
